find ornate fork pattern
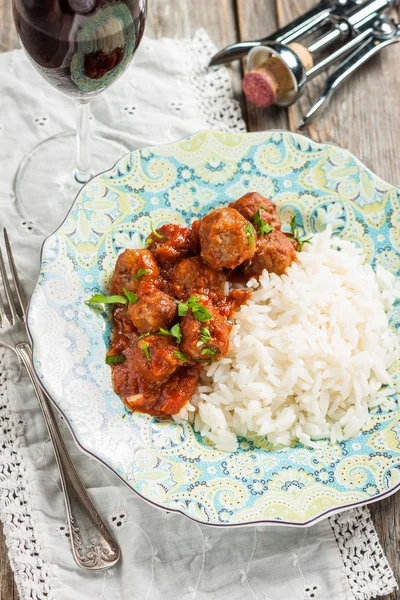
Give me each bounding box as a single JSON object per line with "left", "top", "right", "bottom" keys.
{"left": 0, "top": 229, "right": 120, "bottom": 571}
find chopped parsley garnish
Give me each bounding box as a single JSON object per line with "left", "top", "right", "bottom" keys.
{"left": 289, "top": 216, "right": 313, "bottom": 251}
{"left": 137, "top": 332, "right": 152, "bottom": 341}
{"left": 159, "top": 323, "right": 182, "bottom": 344}
{"left": 244, "top": 223, "right": 255, "bottom": 246}
{"left": 178, "top": 296, "right": 212, "bottom": 322}
{"left": 150, "top": 221, "right": 163, "bottom": 239}
{"left": 86, "top": 293, "right": 127, "bottom": 305}
{"left": 105, "top": 354, "right": 126, "bottom": 365}
{"left": 174, "top": 350, "right": 190, "bottom": 362}
{"left": 253, "top": 210, "right": 273, "bottom": 236}
{"left": 123, "top": 288, "right": 138, "bottom": 304}
{"left": 196, "top": 326, "right": 212, "bottom": 347}
{"left": 178, "top": 302, "right": 189, "bottom": 317}
{"left": 140, "top": 340, "right": 151, "bottom": 361}
{"left": 132, "top": 268, "right": 150, "bottom": 280}
{"left": 200, "top": 346, "right": 220, "bottom": 360}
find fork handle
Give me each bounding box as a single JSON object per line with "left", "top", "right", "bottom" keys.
{"left": 15, "top": 342, "right": 120, "bottom": 571}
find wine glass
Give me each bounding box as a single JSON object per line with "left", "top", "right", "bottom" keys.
{"left": 12, "top": 0, "right": 147, "bottom": 234}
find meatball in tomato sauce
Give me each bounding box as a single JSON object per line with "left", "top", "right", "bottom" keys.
{"left": 145, "top": 224, "right": 195, "bottom": 268}
{"left": 127, "top": 283, "right": 177, "bottom": 334}
{"left": 171, "top": 256, "right": 227, "bottom": 301}
{"left": 111, "top": 249, "right": 159, "bottom": 295}
{"left": 229, "top": 192, "right": 281, "bottom": 231}
{"left": 180, "top": 295, "right": 231, "bottom": 362}
{"left": 149, "top": 366, "right": 201, "bottom": 416}
{"left": 244, "top": 230, "right": 297, "bottom": 278}
{"left": 199, "top": 207, "right": 256, "bottom": 270}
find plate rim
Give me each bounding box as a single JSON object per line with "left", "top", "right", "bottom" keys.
{"left": 27, "top": 128, "right": 400, "bottom": 527}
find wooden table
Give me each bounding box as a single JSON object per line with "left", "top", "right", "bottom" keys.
{"left": 1, "top": 1, "right": 399, "bottom": 598}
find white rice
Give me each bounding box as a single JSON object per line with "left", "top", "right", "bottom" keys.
{"left": 174, "top": 227, "right": 400, "bottom": 452}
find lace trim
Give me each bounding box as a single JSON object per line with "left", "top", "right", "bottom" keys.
{"left": 184, "top": 28, "right": 246, "bottom": 133}
{"left": 0, "top": 348, "right": 53, "bottom": 599}
{"left": 330, "top": 507, "right": 398, "bottom": 599}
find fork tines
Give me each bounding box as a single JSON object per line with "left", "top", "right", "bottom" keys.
{"left": 0, "top": 229, "right": 26, "bottom": 326}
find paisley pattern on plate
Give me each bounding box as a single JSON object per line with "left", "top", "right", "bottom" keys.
{"left": 28, "top": 130, "right": 400, "bottom": 526}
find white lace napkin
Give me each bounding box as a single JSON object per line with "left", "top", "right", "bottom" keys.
{"left": 0, "top": 30, "right": 397, "bottom": 600}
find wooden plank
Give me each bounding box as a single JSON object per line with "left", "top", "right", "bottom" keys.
{"left": 369, "top": 496, "right": 400, "bottom": 600}
{"left": 280, "top": 2, "right": 400, "bottom": 597}
{"left": 237, "top": 1, "right": 400, "bottom": 598}
{"left": 0, "top": 523, "right": 18, "bottom": 600}
{"left": 236, "top": 0, "right": 289, "bottom": 131}
{"left": 274, "top": 3, "right": 400, "bottom": 596}
{"left": 279, "top": 0, "right": 400, "bottom": 186}
{"left": 146, "top": 0, "right": 244, "bottom": 112}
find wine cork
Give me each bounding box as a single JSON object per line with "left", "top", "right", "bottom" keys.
{"left": 242, "top": 43, "right": 313, "bottom": 108}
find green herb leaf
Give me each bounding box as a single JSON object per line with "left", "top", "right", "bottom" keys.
{"left": 106, "top": 354, "right": 126, "bottom": 364}
{"left": 132, "top": 268, "right": 150, "bottom": 280}
{"left": 137, "top": 332, "right": 151, "bottom": 341}
{"left": 197, "top": 326, "right": 211, "bottom": 347}
{"left": 201, "top": 327, "right": 211, "bottom": 340}
{"left": 193, "top": 305, "right": 213, "bottom": 323}
{"left": 253, "top": 210, "right": 273, "bottom": 236}
{"left": 290, "top": 216, "right": 297, "bottom": 238}
{"left": 289, "top": 216, "right": 313, "bottom": 251}
{"left": 140, "top": 340, "right": 151, "bottom": 361}
{"left": 187, "top": 296, "right": 213, "bottom": 322}
{"left": 121, "top": 413, "right": 126, "bottom": 419}
{"left": 200, "top": 346, "right": 220, "bottom": 360}
{"left": 170, "top": 323, "right": 182, "bottom": 344}
{"left": 123, "top": 288, "right": 138, "bottom": 304}
{"left": 298, "top": 237, "right": 313, "bottom": 251}
{"left": 158, "top": 323, "right": 182, "bottom": 344}
{"left": 244, "top": 223, "right": 255, "bottom": 246}
{"left": 178, "top": 302, "right": 189, "bottom": 317}
{"left": 150, "top": 221, "right": 163, "bottom": 239}
{"left": 174, "top": 350, "right": 190, "bottom": 362}
{"left": 87, "top": 293, "right": 127, "bottom": 305}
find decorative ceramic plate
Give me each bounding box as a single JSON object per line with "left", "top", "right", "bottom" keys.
{"left": 28, "top": 130, "right": 400, "bottom": 527}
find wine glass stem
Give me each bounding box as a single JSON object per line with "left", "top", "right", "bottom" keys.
{"left": 74, "top": 99, "right": 92, "bottom": 184}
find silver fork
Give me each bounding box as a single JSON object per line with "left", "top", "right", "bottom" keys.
{"left": 0, "top": 229, "right": 120, "bottom": 571}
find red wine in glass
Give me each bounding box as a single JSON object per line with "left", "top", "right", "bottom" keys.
{"left": 12, "top": 0, "right": 147, "bottom": 234}
{"left": 13, "top": 0, "right": 147, "bottom": 97}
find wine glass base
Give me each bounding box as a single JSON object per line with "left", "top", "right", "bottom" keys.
{"left": 13, "top": 130, "right": 132, "bottom": 236}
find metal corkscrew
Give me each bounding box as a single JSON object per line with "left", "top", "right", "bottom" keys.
{"left": 209, "top": 0, "right": 399, "bottom": 126}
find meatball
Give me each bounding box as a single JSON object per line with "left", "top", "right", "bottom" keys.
{"left": 244, "top": 230, "right": 297, "bottom": 278}
{"left": 119, "top": 334, "right": 184, "bottom": 389}
{"left": 111, "top": 249, "right": 159, "bottom": 295}
{"left": 199, "top": 207, "right": 256, "bottom": 270}
{"left": 180, "top": 295, "right": 231, "bottom": 362}
{"left": 189, "top": 219, "right": 201, "bottom": 254}
{"left": 171, "top": 256, "right": 227, "bottom": 300}
{"left": 149, "top": 366, "right": 201, "bottom": 416}
{"left": 145, "top": 224, "right": 193, "bottom": 268}
{"left": 127, "top": 283, "right": 177, "bottom": 334}
{"left": 229, "top": 192, "right": 281, "bottom": 230}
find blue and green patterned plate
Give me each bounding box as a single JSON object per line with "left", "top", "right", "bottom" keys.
{"left": 28, "top": 130, "right": 400, "bottom": 526}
